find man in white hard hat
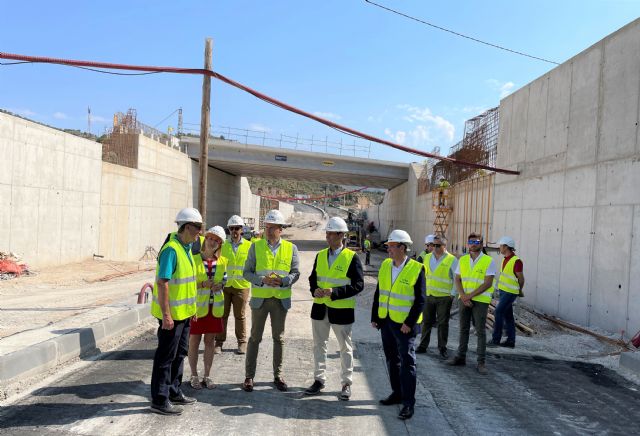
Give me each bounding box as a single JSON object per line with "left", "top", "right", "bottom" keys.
{"left": 305, "top": 217, "right": 364, "bottom": 400}
{"left": 447, "top": 232, "right": 496, "bottom": 375}
{"left": 242, "top": 209, "right": 300, "bottom": 393}
{"left": 488, "top": 236, "right": 525, "bottom": 349}
{"left": 416, "top": 235, "right": 458, "bottom": 358}
{"left": 416, "top": 234, "right": 436, "bottom": 263}
{"left": 371, "top": 229, "right": 425, "bottom": 420}
{"left": 149, "top": 207, "right": 202, "bottom": 415}
{"left": 216, "top": 215, "right": 252, "bottom": 355}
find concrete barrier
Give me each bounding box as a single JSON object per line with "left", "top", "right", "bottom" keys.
{"left": 0, "top": 304, "right": 152, "bottom": 384}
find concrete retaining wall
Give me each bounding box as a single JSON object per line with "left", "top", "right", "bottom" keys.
{"left": 240, "top": 177, "right": 261, "bottom": 227}
{"left": 493, "top": 18, "right": 640, "bottom": 335}
{"left": 279, "top": 201, "right": 295, "bottom": 222}
{"left": 0, "top": 112, "right": 102, "bottom": 267}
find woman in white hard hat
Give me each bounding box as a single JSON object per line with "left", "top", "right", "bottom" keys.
{"left": 187, "top": 226, "right": 228, "bottom": 390}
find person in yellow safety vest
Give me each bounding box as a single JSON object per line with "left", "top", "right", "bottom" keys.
{"left": 241, "top": 209, "right": 300, "bottom": 393}
{"left": 371, "top": 230, "right": 425, "bottom": 420}
{"left": 488, "top": 236, "right": 525, "bottom": 349}
{"left": 250, "top": 229, "right": 262, "bottom": 243}
{"left": 438, "top": 177, "right": 450, "bottom": 207}
{"left": 149, "top": 207, "right": 202, "bottom": 415}
{"left": 416, "top": 235, "right": 458, "bottom": 359}
{"left": 187, "top": 226, "right": 228, "bottom": 391}
{"left": 363, "top": 234, "right": 372, "bottom": 266}
{"left": 215, "top": 215, "right": 253, "bottom": 355}
{"left": 416, "top": 234, "right": 436, "bottom": 263}
{"left": 305, "top": 217, "right": 364, "bottom": 400}
{"left": 447, "top": 232, "right": 497, "bottom": 375}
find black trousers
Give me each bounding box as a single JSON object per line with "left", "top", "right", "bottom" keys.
{"left": 365, "top": 251, "right": 371, "bottom": 265}
{"left": 150, "top": 318, "right": 190, "bottom": 406}
{"left": 380, "top": 320, "right": 418, "bottom": 407}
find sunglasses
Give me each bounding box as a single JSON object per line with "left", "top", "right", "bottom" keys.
{"left": 468, "top": 240, "right": 482, "bottom": 245}
{"left": 229, "top": 226, "right": 243, "bottom": 231}
{"left": 186, "top": 222, "right": 202, "bottom": 230}
{"left": 432, "top": 244, "right": 442, "bottom": 248}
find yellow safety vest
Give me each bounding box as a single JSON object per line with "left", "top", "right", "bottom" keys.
{"left": 221, "top": 239, "right": 252, "bottom": 289}
{"left": 151, "top": 235, "right": 197, "bottom": 321}
{"left": 377, "top": 258, "right": 423, "bottom": 324}
{"left": 253, "top": 239, "right": 293, "bottom": 300}
{"left": 251, "top": 237, "right": 259, "bottom": 243}
{"left": 459, "top": 254, "right": 493, "bottom": 304}
{"left": 194, "top": 254, "right": 227, "bottom": 318}
{"left": 496, "top": 256, "right": 521, "bottom": 295}
{"left": 424, "top": 252, "right": 456, "bottom": 297}
{"left": 314, "top": 248, "right": 356, "bottom": 309}
{"left": 364, "top": 240, "right": 371, "bottom": 250}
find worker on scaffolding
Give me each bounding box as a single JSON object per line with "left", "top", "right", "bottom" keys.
{"left": 488, "top": 236, "right": 525, "bottom": 349}
{"left": 438, "top": 177, "right": 450, "bottom": 207}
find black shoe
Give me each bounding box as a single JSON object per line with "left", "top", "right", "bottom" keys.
{"left": 274, "top": 377, "right": 288, "bottom": 392}
{"left": 304, "top": 380, "right": 325, "bottom": 396}
{"left": 168, "top": 393, "right": 197, "bottom": 405}
{"left": 416, "top": 346, "right": 427, "bottom": 354}
{"left": 446, "top": 356, "right": 466, "bottom": 366}
{"left": 398, "top": 405, "right": 414, "bottom": 420}
{"left": 500, "top": 341, "right": 515, "bottom": 348}
{"left": 487, "top": 340, "right": 500, "bottom": 348}
{"left": 339, "top": 384, "right": 351, "bottom": 401}
{"left": 379, "top": 393, "right": 402, "bottom": 406}
{"left": 150, "top": 401, "right": 184, "bottom": 415}
{"left": 439, "top": 348, "right": 449, "bottom": 359}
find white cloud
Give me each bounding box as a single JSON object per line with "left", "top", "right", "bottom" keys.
{"left": 248, "top": 123, "right": 271, "bottom": 133}
{"left": 53, "top": 112, "right": 68, "bottom": 120}
{"left": 313, "top": 111, "right": 342, "bottom": 121}
{"left": 383, "top": 105, "right": 456, "bottom": 151}
{"left": 384, "top": 128, "right": 406, "bottom": 145}
{"left": 396, "top": 104, "right": 455, "bottom": 142}
{"left": 487, "top": 79, "right": 516, "bottom": 98}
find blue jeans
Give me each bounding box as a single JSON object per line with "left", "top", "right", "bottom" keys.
{"left": 492, "top": 290, "right": 518, "bottom": 344}
{"left": 380, "top": 321, "right": 418, "bottom": 407}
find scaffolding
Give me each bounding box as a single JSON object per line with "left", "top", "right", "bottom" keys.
{"left": 417, "top": 107, "right": 499, "bottom": 243}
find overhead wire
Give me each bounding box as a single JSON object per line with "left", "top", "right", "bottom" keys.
{"left": 363, "top": 0, "right": 560, "bottom": 65}
{"left": 0, "top": 51, "right": 519, "bottom": 175}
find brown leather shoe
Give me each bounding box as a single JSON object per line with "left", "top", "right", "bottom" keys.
{"left": 477, "top": 363, "right": 488, "bottom": 375}
{"left": 274, "top": 377, "right": 288, "bottom": 392}
{"left": 446, "top": 356, "right": 466, "bottom": 366}
{"left": 242, "top": 378, "right": 254, "bottom": 392}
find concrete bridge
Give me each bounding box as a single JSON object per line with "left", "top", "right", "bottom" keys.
{"left": 180, "top": 137, "right": 409, "bottom": 189}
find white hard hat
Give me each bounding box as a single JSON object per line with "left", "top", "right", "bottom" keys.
{"left": 205, "top": 225, "right": 227, "bottom": 241}
{"left": 497, "top": 236, "right": 516, "bottom": 250}
{"left": 175, "top": 207, "right": 203, "bottom": 226}
{"left": 386, "top": 229, "right": 413, "bottom": 245}
{"left": 424, "top": 234, "right": 436, "bottom": 244}
{"left": 264, "top": 209, "right": 288, "bottom": 225}
{"left": 227, "top": 215, "right": 245, "bottom": 228}
{"left": 324, "top": 217, "right": 349, "bottom": 232}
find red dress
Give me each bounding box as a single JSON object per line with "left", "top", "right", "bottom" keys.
{"left": 190, "top": 258, "right": 224, "bottom": 335}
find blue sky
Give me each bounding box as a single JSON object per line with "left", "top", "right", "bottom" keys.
{"left": 1, "top": 1, "right": 638, "bottom": 163}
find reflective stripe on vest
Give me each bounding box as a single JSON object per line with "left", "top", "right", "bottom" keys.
{"left": 314, "top": 248, "right": 356, "bottom": 309}
{"left": 424, "top": 252, "right": 456, "bottom": 297}
{"left": 253, "top": 239, "right": 293, "bottom": 300}
{"left": 459, "top": 254, "right": 493, "bottom": 304}
{"left": 194, "top": 254, "right": 227, "bottom": 318}
{"left": 151, "top": 235, "right": 197, "bottom": 321}
{"left": 496, "top": 255, "right": 521, "bottom": 295}
{"left": 377, "top": 258, "right": 423, "bottom": 324}
{"left": 221, "top": 239, "right": 252, "bottom": 289}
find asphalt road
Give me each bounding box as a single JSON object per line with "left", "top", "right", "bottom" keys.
{"left": 2, "top": 240, "right": 639, "bottom": 435}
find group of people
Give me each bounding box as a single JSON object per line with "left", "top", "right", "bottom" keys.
{"left": 148, "top": 206, "right": 525, "bottom": 422}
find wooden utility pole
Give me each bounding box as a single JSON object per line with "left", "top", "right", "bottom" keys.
{"left": 198, "top": 38, "right": 213, "bottom": 226}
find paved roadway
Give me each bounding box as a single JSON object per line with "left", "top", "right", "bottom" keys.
{"left": 1, "top": 238, "right": 639, "bottom": 435}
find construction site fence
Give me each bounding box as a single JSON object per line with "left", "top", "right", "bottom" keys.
{"left": 182, "top": 125, "right": 371, "bottom": 158}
